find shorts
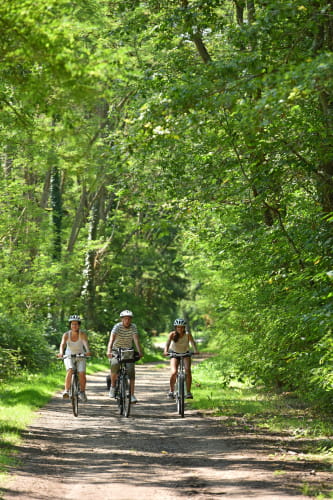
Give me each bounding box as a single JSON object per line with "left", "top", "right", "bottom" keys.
{"left": 110, "top": 357, "right": 135, "bottom": 379}
{"left": 64, "top": 356, "right": 86, "bottom": 373}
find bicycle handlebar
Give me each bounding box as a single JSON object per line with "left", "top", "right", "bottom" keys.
{"left": 58, "top": 354, "right": 91, "bottom": 360}
{"left": 167, "top": 351, "right": 193, "bottom": 358}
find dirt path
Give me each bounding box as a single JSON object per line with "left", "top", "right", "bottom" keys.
{"left": 2, "top": 361, "right": 331, "bottom": 500}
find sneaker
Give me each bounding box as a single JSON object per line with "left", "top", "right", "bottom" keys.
{"left": 109, "top": 387, "right": 116, "bottom": 398}
{"left": 168, "top": 391, "right": 175, "bottom": 399}
{"left": 62, "top": 390, "right": 69, "bottom": 399}
{"left": 79, "top": 391, "right": 88, "bottom": 402}
{"left": 130, "top": 395, "right": 137, "bottom": 403}
{"left": 185, "top": 392, "right": 193, "bottom": 399}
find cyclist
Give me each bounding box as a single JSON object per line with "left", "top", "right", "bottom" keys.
{"left": 107, "top": 310, "right": 143, "bottom": 403}
{"left": 164, "top": 318, "right": 199, "bottom": 399}
{"left": 57, "top": 315, "right": 91, "bottom": 402}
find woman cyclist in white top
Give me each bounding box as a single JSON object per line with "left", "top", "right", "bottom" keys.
{"left": 164, "top": 318, "right": 199, "bottom": 399}
{"left": 57, "top": 315, "right": 91, "bottom": 402}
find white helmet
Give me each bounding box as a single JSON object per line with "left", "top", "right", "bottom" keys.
{"left": 174, "top": 318, "right": 186, "bottom": 326}
{"left": 120, "top": 310, "right": 133, "bottom": 317}
{"left": 68, "top": 314, "right": 81, "bottom": 322}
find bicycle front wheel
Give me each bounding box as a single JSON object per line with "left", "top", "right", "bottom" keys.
{"left": 117, "top": 378, "right": 124, "bottom": 415}
{"left": 122, "top": 376, "right": 131, "bottom": 417}
{"left": 177, "top": 373, "right": 185, "bottom": 417}
{"left": 71, "top": 374, "right": 79, "bottom": 417}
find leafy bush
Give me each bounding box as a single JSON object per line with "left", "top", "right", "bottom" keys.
{"left": 0, "top": 347, "right": 22, "bottom": 381}
{"left": 0, "top": 316, "right": 53, "bottom": 374}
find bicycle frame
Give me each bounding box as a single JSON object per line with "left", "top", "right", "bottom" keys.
{"left": 113, "top": 348, "right": 135, "bottom": 418}
{"left": 169, "top": 352, "right": 193, "bottom": 418}
{"left": 62, "top": 354, "right": 87, "bottom": 417}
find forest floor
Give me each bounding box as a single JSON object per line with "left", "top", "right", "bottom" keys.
{"left": 2, "top": 358, "right": 332, "bottom": 500}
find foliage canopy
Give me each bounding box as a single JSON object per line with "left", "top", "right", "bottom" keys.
{"left": 0, "top": 0, "right": 333, "bottom": 408}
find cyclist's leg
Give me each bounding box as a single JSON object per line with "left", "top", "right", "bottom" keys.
{"left": 64, "top": 356, "right": 74, "bottom": 392}
{"left": 79, "top": 371, "right": 86, "bottom": 390}
{"left": 110, "top": 358, "right": 120, "bottom": 395}
{"left": 127, "top": 363, "right": 137, "bottom": 402}
{"left": 170, "top": 357, "right": 179, "bottom": 392}
{"left": 77, "top": 358, "right": 87, "bottom": 391}
{"left": 71, "top": 371, "right": 79, "bottom": 416}
{"left": 184, "top": 357, "right": 192, "bottom": 393}
{"left": 65, "top": 369, "right": 73, "bottom": 391}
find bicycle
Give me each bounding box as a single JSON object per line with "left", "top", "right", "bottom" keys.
{"left": 168, "top": 351, "right": 193, "bottom": 418}
{"left": 61, "top": 354, "right": 89, "bottom": 417}
{"left": 110, "top": 347, "right": 139, "bottom": 417}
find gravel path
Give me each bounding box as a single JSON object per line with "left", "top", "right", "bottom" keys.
{"left": 2, "top": 361, "right": 331, "bottom": 499}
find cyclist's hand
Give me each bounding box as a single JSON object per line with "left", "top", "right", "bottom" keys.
{"left": 163, "top": 351, "right": 169, "bottom": 356}
{"left": 107, "top": 352, "right": 113, "bottom": 359}
{"left": 85, "top": 351, "right": 92, "bottom": 357}
{"left": 56, "top": 353, "right": 63, "bottom": 358}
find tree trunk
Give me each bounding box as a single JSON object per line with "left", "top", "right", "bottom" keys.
{"left": 192, "top": 33, "right": 212, "bottom": 64}
{"left": 317, "top": 161, "right": 333, "bottom": 214}
{"left": 82, "top": 197, "right": 101, "bottom": 327}
{"left": 247, "top": 0, "right": 255, "bottom": 23}
{"left": 234, "top": 0, "right": 245, "bottom": 25}
{"left": 180, "top": 0, "right": 212, "bottom": 63}
{"left": 40, "top": 168, "right": 51, "bottom": 209}
{"left": 67, "top": 184, "right": 88, "bottom": 253}
{"left": 50, "top": 164, "right": 62, "bottom": 261}
{"left": 2, "top": 149, "right": 13, "bottom": 178}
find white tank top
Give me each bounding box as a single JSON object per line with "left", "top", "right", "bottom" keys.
{"left": 170, "top": 332, "right": 190, "bottom": 353}
{"left": 65, "top": 331, "right": 86, "bottom": 355}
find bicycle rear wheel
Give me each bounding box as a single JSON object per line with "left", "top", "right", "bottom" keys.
{"left": 122, "top": 376, "right": 131, "bottom": 417}
{"left": 71, "top": 374, "right": 79, "bottom": 417}
{"left": 177, "top": 373, "right": 185, "bottom": 417}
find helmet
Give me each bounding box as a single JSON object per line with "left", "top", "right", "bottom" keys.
{"left": 174, "top": 318, "right": 186, "bottom": 326}
{"left": 120, "top": 310, "right": 133, "bottom": 317}
{"left": 68, "top": 314, "right": 81, "bottom": 322}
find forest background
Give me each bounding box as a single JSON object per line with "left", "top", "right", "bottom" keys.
{"left": 1, "top": 0, "right": 333, "bottom": 410}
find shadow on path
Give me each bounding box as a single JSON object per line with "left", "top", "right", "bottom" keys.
{"left": 2, "top": 364, "right": 331, "bottom": 499}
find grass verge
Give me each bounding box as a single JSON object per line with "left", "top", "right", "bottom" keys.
{"left": 190, "top": 354, "right": 333, "bottom": 437}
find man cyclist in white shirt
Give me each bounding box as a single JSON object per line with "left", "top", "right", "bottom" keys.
{"left": 107, "top": 310, "right": 143, "bottom": 403}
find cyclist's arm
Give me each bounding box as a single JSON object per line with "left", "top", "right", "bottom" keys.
{"left": 188, "top": 333, "right": 199, "bottom": 354}
{"left": 80, "top": 332, "right": 91, "bottom": 356}
{"left": 163, "top": 333, "right": 173, "bottom": 356}
{"left": 133, "top": 333, "right": 143, "bottom": 358}
{"left": 57, "top": 333, "right": 68, "bottom": 357}
{"left": 107, "top": 331, "right": 116, "bottom": 358}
